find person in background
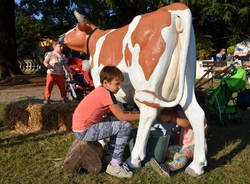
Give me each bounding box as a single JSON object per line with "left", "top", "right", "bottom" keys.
{"left": 43, "top": 41, "right": 74, "bottom": 104}
{"left": 226, "top": 46, "right": 234, "bottom": 61}
{"left": 233, "top": 55, "right": 242, "bottom": 67}
{"left": 216, "top": 48, "right": 226, "bottom": 62}
{"left": 72, "top": 66, "right": 140, "bottom": 178}
{"left": 243, "top": 51, "right": 250, "bottom": 67}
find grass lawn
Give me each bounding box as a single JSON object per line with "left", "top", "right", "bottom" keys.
{"left": 0, "top": 107, "right": 249, "bottom": 184}
{"left": 0, "top": 77, "right": 250, "bottom": 184}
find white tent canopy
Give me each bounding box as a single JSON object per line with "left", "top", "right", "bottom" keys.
{"left": 233, "top": 38, "right": 250, "bottom": 56}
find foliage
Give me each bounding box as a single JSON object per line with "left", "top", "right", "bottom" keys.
{"left": 75, "top": 0, "right": 166, "bottom": 29}
{"left": 15, "top": 8, "right": 45, "bottom": 58}
{"left": 201, "top": 0, "right": 250, "bottom": 47}
{"left": 196, "top": 35, "right": 215, "bottom": 60}
{"left": 15, "top": 0, "right": 77, "bottom": 59}
{"left": 15, "top": 0, "right": 250, "bottom": 59}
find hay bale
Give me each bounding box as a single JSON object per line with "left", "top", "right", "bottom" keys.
{"left": 63, "top": 140, "right": 103, "bottom": 175}
{"left": 4, "top": 99, "right": 78, "bottom": 132}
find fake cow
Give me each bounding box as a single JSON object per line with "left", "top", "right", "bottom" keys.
{"left": 61, "top": 3, "right": 207, "bottom": 177}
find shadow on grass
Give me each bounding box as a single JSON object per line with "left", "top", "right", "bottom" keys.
{"left": 0, "top": 130, "right": 69, "bottom": 149}
{"left": 205, "top": 113, "right": 250, "bottom": 172}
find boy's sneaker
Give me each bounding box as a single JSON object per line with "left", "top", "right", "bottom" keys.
{"left": 43, "top": 100, "right": 50, "bottom": 104}
{"left": 63, "top": 98, "right": 70, "bottom": 103}
{"left": 150, "top": 158, "right": 170, "bottom": 178}
{"left": 106, "top": 162, "right": 133, "bottom": 178}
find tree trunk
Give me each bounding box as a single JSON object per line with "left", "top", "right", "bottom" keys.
{"left": 64, "top": 140, "right": 103, "bottom": 175}
{"left": 0, "top": 0, "right": 22, "bottom": 79}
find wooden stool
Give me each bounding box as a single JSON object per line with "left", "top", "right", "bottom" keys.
{"left": 63, "top": 139, "right": 103, "bottom": 175}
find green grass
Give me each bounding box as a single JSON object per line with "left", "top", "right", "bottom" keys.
{"left": 0, "top": 106, "right": 249, "bottom": 183}
{"left": 0, "top": 77, "right": 249, "bottom": 184}
{"left": 0, "top": 103, "right": 7, "bottom": 127}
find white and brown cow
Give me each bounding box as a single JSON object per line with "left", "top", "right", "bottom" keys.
{"left": 62, "top": 3, "right": 207, "bottom": 177}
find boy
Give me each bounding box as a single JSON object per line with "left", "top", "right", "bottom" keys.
{"left": 72, "top": 66, "right": 140, "bottom": 178}
{"left": 43, "top": 41, "right": 74, "bottom": 104}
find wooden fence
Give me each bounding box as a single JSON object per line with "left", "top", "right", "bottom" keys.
{"left": 18, "top": 59, "right": 46, "bottom": 73}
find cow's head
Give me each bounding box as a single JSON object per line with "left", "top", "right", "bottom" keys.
{"left": 61, "top": 11, "right": 95, "bottom": 52}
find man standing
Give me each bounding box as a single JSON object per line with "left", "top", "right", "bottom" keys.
{"left": 216, "top": 48, "right": 226, "bottom": 61}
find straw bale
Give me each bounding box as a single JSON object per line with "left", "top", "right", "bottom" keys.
{"left": 4, "top": 99, "right": 78, "bottom": 132}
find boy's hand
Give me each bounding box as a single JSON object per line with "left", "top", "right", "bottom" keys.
{"left": 47, "top": 64, "right": 55, "bottom": 72}
{"left": 109, "top": 104, "right": 140, "bottom": 122}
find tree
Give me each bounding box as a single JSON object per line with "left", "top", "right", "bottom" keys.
{"left": 201, "top": 0, "right": 250, "bottom": 46}
{"left": 2, "top": 0, "right": 249, "bottom": 79}
{"left": 178, "top": 0, "right": 250, "bottom": 58}
{"left": 75, "top": 0, "right": 167, "bottom": 29}
{"left": 0, "top": 0, "right": 22, "bottom": 79}
{"left": 15, "top": 0, "right": 77, "bottom": 59}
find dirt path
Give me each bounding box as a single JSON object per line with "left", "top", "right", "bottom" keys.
{"left": 0, "top": 74, "right": 63, "bottom": 103}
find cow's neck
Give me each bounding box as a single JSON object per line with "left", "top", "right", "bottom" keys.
{"left": 86, "top": 27, "right": 98, "bottom": 57}
{"left": 88, "top": 28, "right": 112, "bottom": 58}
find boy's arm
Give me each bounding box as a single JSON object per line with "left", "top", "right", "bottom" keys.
{"left": 157, "top": 108, "right": 191, "bottom": 128}
{"left": 243, "top": 61, "right": 250, "bottom": 66}
{"left": 109, "top": 104, "right": 140, "bottom": 122}
{"left": 43, "top": 57, "right": 54, "bottom": 71}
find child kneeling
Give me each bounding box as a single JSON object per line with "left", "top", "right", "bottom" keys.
{"left": 72, "top": 66, "right": 140, "bottom": 178}
{"left": 150, "top": 91, "right": 208, "bottom": 178}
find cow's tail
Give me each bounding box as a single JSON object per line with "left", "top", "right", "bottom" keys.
{"left": 135, "top": 6, "right": 193, "bottom": 108}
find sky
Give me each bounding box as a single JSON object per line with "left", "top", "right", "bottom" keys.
{"left": 15, "top": 0, "right": 20, "bottom": 5}
{"left": 15, "top": 0, "right": 43, "bottom": 19}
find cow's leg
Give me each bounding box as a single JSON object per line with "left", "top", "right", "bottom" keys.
{"left": 180, "top": 93, "right": 207, "bottom": 177}
{"left": 126, "top": 104, "right": 157, "bottom": 169}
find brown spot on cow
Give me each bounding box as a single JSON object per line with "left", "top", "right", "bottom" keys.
{"left": 98, "top": 26, "right": 129, "bottom": 67}
{"left": 125, "top": 44, "right": 132, "bottom": 66}
{"left": 167, "top": 3, "right": 188, "bottom": 11}
{"left": 131, "top": 7, "right": 172, "bottom": 80}
{"left": 89, "top": 29, "right": 110, "bottom": 70}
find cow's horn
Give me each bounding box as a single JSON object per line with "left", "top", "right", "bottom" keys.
{"left": 74, "top": 10, "right": 85, "bottom": 23}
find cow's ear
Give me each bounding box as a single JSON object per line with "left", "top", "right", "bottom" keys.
{"left": 85, "top": 23, "right": 93, "bottom": 34}
{"left": 77, "top": 22, "right": 92, "bottom": 34}
{"left": 77, "top": 23, "right": 87, "bottom": 32}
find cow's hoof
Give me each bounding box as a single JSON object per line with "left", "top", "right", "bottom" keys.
{"left": 185, "top": 166, "right": 203, "bottom": 177}
{"left": 126, "top": 157, "right": 141, "bottom": 169}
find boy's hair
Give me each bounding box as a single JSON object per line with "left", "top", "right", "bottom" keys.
{"left": 52, "top": 40, "right": 63, "bottom": 47}
{"left": 100, "top": 66, "right": 124, "bottom": 84}
{"left": 220, "top": 48, "right": 226, "bottom": 53}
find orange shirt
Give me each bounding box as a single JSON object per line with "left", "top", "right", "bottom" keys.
{"left": 72, "top": 86, "right": 117, "bottom": 131}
